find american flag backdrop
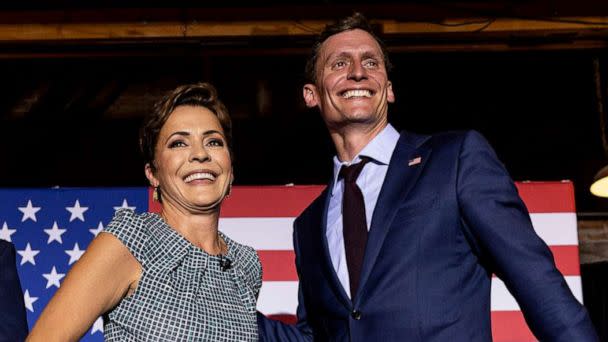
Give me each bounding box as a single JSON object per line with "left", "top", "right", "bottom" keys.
{"left": 1, "top": 182, "right": 582, "bottom": 341}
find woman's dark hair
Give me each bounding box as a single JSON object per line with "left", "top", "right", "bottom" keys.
{"left": 139, "top": 82, "right": 232, "bottom": 170}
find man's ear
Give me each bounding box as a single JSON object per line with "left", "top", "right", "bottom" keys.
{"left": 303, "top": 84, "right": 319, "bottom": 108}
{"left": 387, "top": 81, "right": 395, "bottom": 104}
{"left": 144, "top": 163, "right": 159, "bottom": 187}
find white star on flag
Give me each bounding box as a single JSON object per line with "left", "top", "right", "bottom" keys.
{"left": 18, "top": 200, "right": 41, "bottom": 222}
{"left": 114, "top": 199, "right": 136, "bottom": 211}
{"left": 66, "top": 243, "right": 85, "bottom": 265}
{"left": 42, "top": 266, "right": 65, "bottom": 288}
{"left": 91, "top": 316, "right": 104, "bottom": 334}
{"left": 44, "top": 221, "right": 67, "bottom": 244}
{"left": 89, "top": 222, "right": 104, "bottom": 237}
{"left": 23, "top": 290, "right": 38, "bottom": 312}
{"left": 17, "top": 243, "right": 40, "bottom": 265}
{"left": 66, "top": 199, "right": 88, "bottom": 222}
{"left": 0, "top": 221, "right": 16, "bottom": 242}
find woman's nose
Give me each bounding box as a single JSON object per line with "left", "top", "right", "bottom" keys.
{"left": 189, "top": 143, "right": 210, "bottom": 162}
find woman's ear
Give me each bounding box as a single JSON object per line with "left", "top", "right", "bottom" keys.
{"left": 144, "top": 163, "right": 159, "bottom": 187}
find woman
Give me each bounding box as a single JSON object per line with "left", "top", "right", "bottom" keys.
{"left": 28, "top": 83, "right": 262, "bottom": 341}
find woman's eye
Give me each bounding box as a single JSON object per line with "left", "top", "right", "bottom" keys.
{"left": 207, "top": 138, "right": 224, "bottom": 147}
{"left": 169, "top": 141, "right": 186, "bottom": 148}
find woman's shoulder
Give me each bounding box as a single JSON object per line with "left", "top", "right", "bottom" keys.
{"left": 104, "top": 209, "right": 154, "bottom": 236}
{"left": 222, "top": 233, "right": 263, "bottom": 295}
{"left": 103, "top": 209, "right": 158, "bottom": 263}
{"left": 223, "top": 234, "right": 257, "bottom": 259}
{"left": 223, "top": 234, "right": 261, "bottom": 272}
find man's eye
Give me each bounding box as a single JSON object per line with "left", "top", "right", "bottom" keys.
{"left": 169, "top": 141, "right": 187, "bottom": 148}
{"left": 364, "top": 60, "right": 378, "bottom": 68}
{"left": 332, "top": 60, "right": 347, "bottom": 69}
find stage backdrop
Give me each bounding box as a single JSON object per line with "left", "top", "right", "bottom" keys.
{"left": 0, "top": 182, "right": 581, "bottom": 341}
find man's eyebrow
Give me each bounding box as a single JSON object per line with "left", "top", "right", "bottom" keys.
{"left": 361, "top": 51, "right": 381, "bottom": 60}
{"left": 323, "top": 51, "right": 350, "bottom": 65}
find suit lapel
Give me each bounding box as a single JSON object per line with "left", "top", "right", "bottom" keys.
{"left": 356, "top": 131, "right": 431, "bottom": 302}
{"left": 307, "top": 181, "right": 353, "bottom": 308}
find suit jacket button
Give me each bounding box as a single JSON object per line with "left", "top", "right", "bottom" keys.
{"left": 351, "top": 310, "right": 362, "bottom": 320}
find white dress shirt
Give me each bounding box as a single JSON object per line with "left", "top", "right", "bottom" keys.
{"left": 326, "top": 124, "right": 400, "bottom": 299}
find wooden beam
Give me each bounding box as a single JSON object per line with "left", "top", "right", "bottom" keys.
{"left": 0, "top": 17, "right": 606, "bottom": 42}
{"left": 382, "top": 17, "right": 608, "bottom": 34}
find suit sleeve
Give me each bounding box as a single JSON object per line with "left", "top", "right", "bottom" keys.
{"left": 257, "top": 220, "right": 313, "bottom": 342}
{"left": 456, "top": 130, "right": 598, "bottom": 341}
{"left": 0, "top": 242, "right": 29, "bottom": 341}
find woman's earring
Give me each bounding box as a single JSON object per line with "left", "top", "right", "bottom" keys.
{"left": 153, "top": 186, "right": 160, "bottom": 202}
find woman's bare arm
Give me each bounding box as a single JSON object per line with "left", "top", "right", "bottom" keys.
{"left": 27, "top": 232, "right": 141, "bottom": 341}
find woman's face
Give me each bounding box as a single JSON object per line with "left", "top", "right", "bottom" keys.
{"left": 145, "top": 105, "right": 232, "bottom": 213}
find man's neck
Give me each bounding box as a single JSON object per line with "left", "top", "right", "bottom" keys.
{"left": 330, "top": 121, "right": 388, "bottom": 162}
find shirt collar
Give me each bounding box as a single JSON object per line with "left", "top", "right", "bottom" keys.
{"left": 331, "top": 124, "right": 400, "bottom": 195}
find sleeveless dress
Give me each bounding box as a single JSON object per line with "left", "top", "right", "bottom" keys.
{"left": 102, "top": 209, "right": 261, "bottom": 341}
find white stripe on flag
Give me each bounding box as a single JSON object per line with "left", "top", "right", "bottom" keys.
{"left": 491, "top": 276, "right": 582, "bottom": 311}
{"left": 258, "top": 276, "right": 583, "bottom": 315}
{"left": 530, "top": 213, "right": 578, "bottom": 246}
{"left": 258, "top": 281, "right": 299, "bottom": 315}
{"left": 220, "top": 213, "right": 576, "bottom": 251}
{"left": 219, "top": 218, "right": 295, "bottom": 250}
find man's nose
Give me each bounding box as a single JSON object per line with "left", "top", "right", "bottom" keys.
{"left": 347, "top": 62, "right": 367, "bottom": 81}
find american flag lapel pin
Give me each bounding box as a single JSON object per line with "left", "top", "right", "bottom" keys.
{"left": 408, "top": 156, "right": 422, "bottom": 166}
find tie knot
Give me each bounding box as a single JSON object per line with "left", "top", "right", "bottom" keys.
{"left": 339, "top": 157, "right": 370, "bottom": 183}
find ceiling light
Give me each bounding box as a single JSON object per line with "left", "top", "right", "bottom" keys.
{"left": 590, "top": 165, "right": 608, "bottom": 198}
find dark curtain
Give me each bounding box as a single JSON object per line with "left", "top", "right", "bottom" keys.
{"left": 582, "top": 261, "right": 608, "bottom": 341}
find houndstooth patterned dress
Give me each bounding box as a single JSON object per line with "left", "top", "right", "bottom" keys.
{"left": 102, "top": 209, "right": 261, "bottom": 341}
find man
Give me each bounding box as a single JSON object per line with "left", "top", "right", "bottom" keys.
{"left": 258, "top": 13, "right": 598, "bottom": 341}
{"left": 0, "top": 240, "right": 28, "bottom": 341}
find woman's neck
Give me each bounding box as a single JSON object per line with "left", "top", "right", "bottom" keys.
{"left": 160, "top": 203, "right": 224, "bottom": 255}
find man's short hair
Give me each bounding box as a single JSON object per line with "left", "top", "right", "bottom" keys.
{"left": 305, "top": 12, "right": 393, "bottom": 84}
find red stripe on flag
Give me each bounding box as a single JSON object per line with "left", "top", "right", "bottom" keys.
{"left": 268, "top": 314, "right": 298, "bottom": 324}
{"left": 221, "top": 186, "right": 325, "bottom": 217}
{"left": 261, "top": 247, "right": 580, "bottom": 283}
{"left": 258, "top": 250, "right": 298, "bottom": 281}
{"left": 151, "top": 182, "right": 574, "bottom": 215}
{"left": 263, "top": 312, "right": 538, "bottom": 340}
{"left": 515, "top": 181, "right": 575, "bottom": 213}
{"left": 492, "top": 311, "right": 536, "bottom": 341}
{"left": 148, "top": 185, "right": 324, "bottom": 216}
{"left": 492, "top": 245, "right": 581, "bottom": 277}
{"left": 550, "top": 245, "right": 581, "bottom": 276}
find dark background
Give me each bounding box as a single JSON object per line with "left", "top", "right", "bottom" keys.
{"left": 0, "top": 1, "right": 607, "bottom": 338}
{"left": 0, "top": 0, "right": 607, "bottom": 213}
{"left": 0, "top": 50, "right": 605, "bottom": 211}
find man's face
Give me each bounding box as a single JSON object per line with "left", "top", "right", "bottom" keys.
{"left": 303, "top": 29, "right": 394, "bottom": 131}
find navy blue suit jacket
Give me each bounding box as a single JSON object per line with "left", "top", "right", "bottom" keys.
{"left": 0, "top": 240, "right": 28, "bottom": 341}
{"left": 259, "top": 130, "right": 597, "bottom": 341}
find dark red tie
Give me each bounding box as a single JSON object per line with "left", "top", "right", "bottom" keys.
{"left": 339, "top": 157, "right": 370, "bottom": 298}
